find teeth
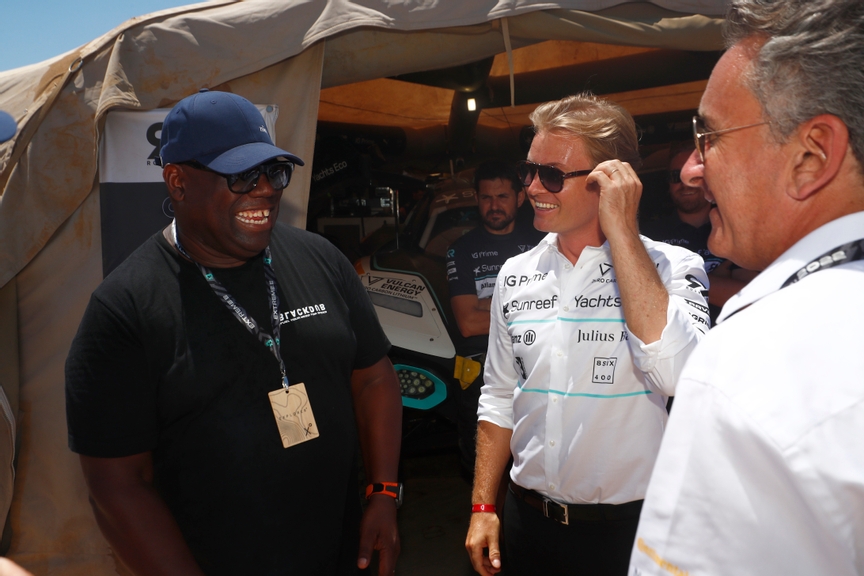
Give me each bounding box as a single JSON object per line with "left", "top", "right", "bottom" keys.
{"left": 534, "top": 201, "right": 557, "bottom": 210}
{"left": 236, "top": 209, "right": 270, "bottom": 224}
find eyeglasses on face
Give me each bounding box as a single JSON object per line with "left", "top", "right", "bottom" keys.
{"left": 692, "top": 115, "right": 768, "bottom": 162}
{"left": 668, "top": 169, "right": 682, "bottom": 185}
{"left": 515, "top": 160, "right": 593, "bottom": 193}
{"left": 181, "top": 160, "right": 294, "bottom": 193}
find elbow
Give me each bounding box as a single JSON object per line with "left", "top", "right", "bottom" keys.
{"left": 457, "top": 323, "right": 485, "bottom": 338}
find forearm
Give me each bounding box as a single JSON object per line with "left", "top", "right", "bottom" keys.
{"left": 707, "top": 264, "right": 757, "bottom": 308}
{"left": 452, "top": 295, "right": 492, "bottom": 338}
{"left": 351, "top": 357, "right": 402, "bottom": 483}
{"left": 472, "top": 421, "right": 513, "bottom": 503}
{"left": 81, "top": 456, "right": 203, "bottom": 576}
{"left": 608, "top": 230, "right": 669, "bottom": 344}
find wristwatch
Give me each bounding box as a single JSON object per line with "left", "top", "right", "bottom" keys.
{"left": 365, "top": 482, "right": 403, "bottom": 508}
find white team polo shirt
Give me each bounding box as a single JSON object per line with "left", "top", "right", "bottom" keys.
{"left": 479, "top": 233, "right": 709, "bottom": 505}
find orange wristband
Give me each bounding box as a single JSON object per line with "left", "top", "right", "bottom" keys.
{"left": 365, "top": 482, "right": 400, "bottom": 499}
{"left": 471, "top": 504, "right": 496, "bottom": 513}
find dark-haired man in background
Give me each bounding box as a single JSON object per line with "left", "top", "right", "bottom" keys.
{"left": 642, "top": 142, "right": 756, "bottom": 323}
{"left": 447, "top": 160, "right": 545, "bottom": 474}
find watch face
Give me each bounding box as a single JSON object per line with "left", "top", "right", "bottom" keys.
{"left": 394, "top": 483, "right": 404, "bottom": 508}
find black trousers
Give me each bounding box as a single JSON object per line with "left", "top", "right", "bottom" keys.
{"left": 502, "top": 485, "right": 641, "bottom": 576}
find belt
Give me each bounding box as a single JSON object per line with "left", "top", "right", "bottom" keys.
{"left": 509, "top": 483, "right": 643, "bottom": 526}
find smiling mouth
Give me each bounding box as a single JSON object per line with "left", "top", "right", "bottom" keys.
{"left": 534, "top": 201, "right": 557, "bottom": 210}
{"left": 236, "top": 209, "right": 271, "bottom": 225}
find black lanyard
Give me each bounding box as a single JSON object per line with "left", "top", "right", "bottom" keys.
{"left": 172, "top": 220, "right": 290, "bottom": 389}
{"left": 726, "top": 238, "right": 864, "bottom": 321}
{"left": 780, "top": 238, "right": 864, "bottom": 288}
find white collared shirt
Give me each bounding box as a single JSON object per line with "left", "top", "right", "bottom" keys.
{"left": 479, "top": 234, "right": 708, "bottom": 505}
{"left": 630, "top": 211, "right": 864, "bottom": 576}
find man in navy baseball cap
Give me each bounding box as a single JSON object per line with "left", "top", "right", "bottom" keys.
{"left": 158, "top": 89, "right": 304, "bottom": 172}
{"left": 66, "top": 87, "right": 403, "bottom": 575}
{"left": 0, "top": 111, "right": 16, "bottom": 143}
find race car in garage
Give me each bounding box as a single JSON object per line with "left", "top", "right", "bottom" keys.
{"left": 352, "top": 173, "right": 484, "bottom": 452}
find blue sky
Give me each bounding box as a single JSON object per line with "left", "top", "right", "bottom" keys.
{"left": 1, "top": 0, "right": 194, "bottom": 72}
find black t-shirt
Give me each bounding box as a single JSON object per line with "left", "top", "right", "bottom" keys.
{"left": 641, "top": 215, "right": 726, "bottom": 323}
{"left": 641, "top": 215, "right": 723, "bottom": 273}
{"left": 66, "top": 223, "right": 390, "bottom": 575}
{"left": 446, "top": 223, "right": 545, "bottom": 355}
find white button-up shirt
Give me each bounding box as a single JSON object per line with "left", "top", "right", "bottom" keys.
{"left": 630, "top": 211, "right": 864, "bottom": 576}
{"left": 479, "top": 234, "right": 708, "bottom": 505}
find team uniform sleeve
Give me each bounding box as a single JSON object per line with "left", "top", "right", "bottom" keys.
{"left": 627, "top": 249, "right": 709, "bottom": 395}
{"left": 65, "top": 294, "right": 160, "bottom": 457}
{"left": 446, "top": 239, "right": 476, "bottom": 298}
{"left": 476, "top": 264, "right": 517, "bottom": 430}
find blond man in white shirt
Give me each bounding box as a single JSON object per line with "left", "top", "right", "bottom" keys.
{"left": 465, "top": 94, "right": 709, "bottom": 576}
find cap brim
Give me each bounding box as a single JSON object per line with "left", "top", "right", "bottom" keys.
{"left": 0, "top": 111, "right": 16, "bottom": 144}
{"left": 201, "top": 142, "right": 305, "bottom": 173}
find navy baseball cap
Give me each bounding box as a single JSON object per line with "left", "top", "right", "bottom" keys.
{"left": 159, "top": 89, "right": 304, "bottom": 172}
{"left": 0, "top": 111, "right": 16, "bottom": 143}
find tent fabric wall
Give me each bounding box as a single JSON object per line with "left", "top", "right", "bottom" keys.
{"left": 0, "top": 1, "right": 725, "bottom": 572}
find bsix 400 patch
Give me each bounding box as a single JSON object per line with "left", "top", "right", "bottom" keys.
{"left": 592, "top": 357, "right": 617, "bottom": 384}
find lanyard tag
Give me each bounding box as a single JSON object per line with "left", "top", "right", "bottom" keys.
{"left": 267, "top": 383, "right": 320, "bottom": 448}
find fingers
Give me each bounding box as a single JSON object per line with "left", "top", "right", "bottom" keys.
{"left": 357, "top": 497, "right": 400, "bottom": 574}
{"left": 376, "top": 539, "right": 400, "bottom": 576}
{"left": 466, "top": 514, "right": 502, "bottom": 575}
{"left": 589, "top": 160, "right": 639, "bottom": 185}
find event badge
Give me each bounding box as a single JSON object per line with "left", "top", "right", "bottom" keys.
{"left": 268, "top": 383, "right": 320, "bottom": 448}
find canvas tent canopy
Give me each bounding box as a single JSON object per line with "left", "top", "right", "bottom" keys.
{"left": 0, "top": 0, "right": 726, "bottom": 572}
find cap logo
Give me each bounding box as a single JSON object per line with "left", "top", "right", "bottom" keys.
{"left": 259, "top": 126, "right": 268, "bottom": 133}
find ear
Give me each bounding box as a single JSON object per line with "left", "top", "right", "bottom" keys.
{"left": 516, "top": 188, "right": 526, "bottom": 208}
{"left": 788, "top": 114, "right": 848, "bottom": 201}
{"left": 163, "top": 164, "right": 187, "bottom": 202}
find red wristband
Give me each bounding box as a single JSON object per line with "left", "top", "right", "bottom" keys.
{"left": 471, "top": 504, "right": 497, "bottom": 513}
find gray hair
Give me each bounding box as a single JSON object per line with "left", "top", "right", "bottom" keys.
{"left": 725, "top": 0, "right": 864, "bottom": 167}
{"left": 528, "top": 93, "right": 641, "bottom": 168}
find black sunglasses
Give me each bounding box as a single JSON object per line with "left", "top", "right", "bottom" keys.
{"left": 668, "top": 169, "right": 682, "bottom": 184}
{"left": 515, "top": 160, "right": 593, "bottom": 193}
{"left": 181, "top": 160, "right": 294, "bottom": 194}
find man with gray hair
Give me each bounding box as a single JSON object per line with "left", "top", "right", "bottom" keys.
{"left": 465, "top": 94, "right": 709, "bottom": 575}
{"left": 631, "top": 2, "right": 864, "bottom": 574}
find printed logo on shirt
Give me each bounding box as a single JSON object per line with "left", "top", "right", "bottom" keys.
{"left": 577, "top": 329, "right": 616, "bottom": 343}
{"left": 518, "top": 244, "right": 535, "bottom": 253}
{"left": 280, "top": 303, "right": 328, "bottom": 324}
{"left": 514, "top": 356, "right": 528, "bottom": 380}
{"left": 573, "top": 294, "right": 621, "bottom": 308}
{"left": 510, "top": 330, "right": 537, "bottom": 346}
{"left": 447, "top": 249, "right": 455, "bottom": 259}
{"left": 685, "top": 273, "right": 709, "bottom": 298}
{"left": 634, "top": 538, "right": 688, "bottom": 576}
{"left": 507, "top": 295, "right": 558, "bottom": 313}
{"left": 473, "top": 263, "right": 503, "bottom": 274}
{"left": 472, "top": 250, "right": 499, "bottom": 259}
{"left": 592, "top": 263, "right": 616, "bottom": 283}
{"left": 592, "top": 357, "right": 617, "bottom": 384}
{"left": 502, "top": 272, "right": 548, "bottom": 287}
{"left": 684, "top": 299, "right": 709, "bottom": 315}
{"left": 474, "top": 278, "right": 497, "bottom": 298}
